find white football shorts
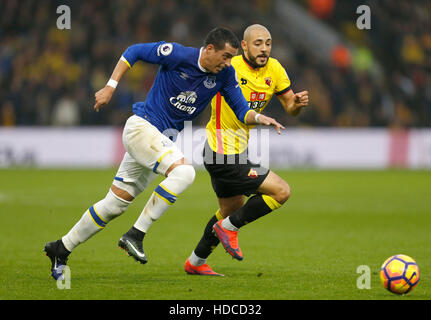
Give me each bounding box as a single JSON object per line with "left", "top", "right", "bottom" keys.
{"left": 112, "top": 115, "right": 185, "bottom": 197}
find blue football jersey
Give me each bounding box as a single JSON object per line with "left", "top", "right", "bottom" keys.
{"left": 121, "top": 42, "right": 252, "bottom": 139}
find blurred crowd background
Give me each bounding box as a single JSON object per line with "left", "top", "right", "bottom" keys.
{"left": 1, "top": 0, "right": 430, "bottom": 128}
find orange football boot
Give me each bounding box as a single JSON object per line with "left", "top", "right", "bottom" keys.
{"left": 213, "top": 220, "right": 243, "bottom": 261}
{"left": 184, "top": 258, "right": 224, "bottom": 276}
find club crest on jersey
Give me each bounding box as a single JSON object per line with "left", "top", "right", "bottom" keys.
{"left": 157, "top": 43, "right": 173, "bottom": 56}
{"left": 248, "top": 168, "right": 258, "bottom": 178}
{"left": 169, "top": 91, "right": 197, "bottom": 114}
{"left": 203, "top": 76, "right": 217, "bottom": 89}
{"left": 265, "top": 77, "right": 272, "bottom": 87}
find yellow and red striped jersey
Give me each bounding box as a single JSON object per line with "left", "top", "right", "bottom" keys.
{"left": 206, "top": 55, "right": 291, "bottom": 154}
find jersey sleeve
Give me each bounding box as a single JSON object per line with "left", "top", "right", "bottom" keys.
{"left": 274, "top": 60, "right": 292, "bottom": 96}
{"left": 220, "top": 67, "right": 253, "bottom": 124}
{"left": 121, "top": 42, "right": 183, "bottom": 69}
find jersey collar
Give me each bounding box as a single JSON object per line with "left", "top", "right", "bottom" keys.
{"left": 242, "top": 54, "right": 259, "bottom": 70}
{"left": 198, "top": 47, "right": 211, "bottom": 73}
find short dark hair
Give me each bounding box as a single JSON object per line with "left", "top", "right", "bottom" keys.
{"left": 203, "top": 27, "right": 240, "bottom": 50}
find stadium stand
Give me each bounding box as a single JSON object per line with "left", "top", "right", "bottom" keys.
{"left": 1, "top": 0, "right": 430, "bottom": 128}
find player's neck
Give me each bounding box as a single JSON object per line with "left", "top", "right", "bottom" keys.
{"left": 198, "top": 47, "right": 211, "bottom": 73}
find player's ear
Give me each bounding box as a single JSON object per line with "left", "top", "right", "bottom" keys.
{"left": 241, "top": 40, "right": 247, "bottom": 52}
{"left": 205, "top": 43, "right": 215, "bottom": 54}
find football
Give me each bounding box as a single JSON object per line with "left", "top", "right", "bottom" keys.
{"left": 380, "top": 254, "right": 420, "bottom": 294}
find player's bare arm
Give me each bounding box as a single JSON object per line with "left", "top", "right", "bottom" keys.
{"left": 245, "top": 110, "right": 285, "bottom": 134}
{"left": 94, "top": 59, "right": 130, "bottom": 112}
{"left": 278, "top": 89, "right": 309, "bottom": 117}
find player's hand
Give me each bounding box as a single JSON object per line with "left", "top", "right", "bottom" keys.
{"left": 257, "top": 114, "right": 285, "bottom": 135}
{"left": 94, "top": 86, "right": 115, "bottom": 112}
{"left": 293, "top": 90, "right": 309, "bottom": 108}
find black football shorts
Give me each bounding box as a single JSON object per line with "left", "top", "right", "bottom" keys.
{"left": 203, "top": 142, "right": 269, "bottom": 198}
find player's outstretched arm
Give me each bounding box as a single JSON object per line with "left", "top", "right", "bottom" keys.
{"left": 221, "top": 69, "right": 286, "bottom": 135}
{"left": 94, "top": 59, "right": 130, "bottom": 112}
{"left": 278, "top": 90, "right": 309, "bottom": 117}
{"left": 245, "top": 111, "right": 285, "bottom": 135}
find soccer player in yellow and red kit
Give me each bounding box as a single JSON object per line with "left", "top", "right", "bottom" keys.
{"left": 185, "top": 24, "right": 309, "bottom": 276}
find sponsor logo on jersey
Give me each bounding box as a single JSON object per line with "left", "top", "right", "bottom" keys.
{"left": 157, "top": 43, "right": 173, "bottom": 56}
{"left": 248, "top": 92, "right": 267, "bottom": 110}
{"left": 203, "top": 76, "right": 217, "bottom": 89}
{"left": 169, "top": 91, "right": 197, "bottom": 114}
{"left": 250, "top": 92, "right": 266, "bottom": 101}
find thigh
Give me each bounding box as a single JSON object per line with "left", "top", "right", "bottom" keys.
{"left": 122, "top": 115, "right": 185, "bottom": 176}
{"left": 257, "top": 170, "right": 290, "bottom": 198}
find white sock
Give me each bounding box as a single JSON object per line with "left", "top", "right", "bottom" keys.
{"left": 221, "top": 217, "right": 239, "bottom": 232}
{"left": 62, "top": 190, "right": 130, "bottom": 252}
{"left": 189, "top": 251, "right": 206, "bottom": 267}
{"left": 133, "top": 192, "right": 169, "bottom": 233}
{"left": 62, "top": 209, "right": 102, "bottom": 252}
{"left": 133, "top": 165, "right": 195, "bottom": 233}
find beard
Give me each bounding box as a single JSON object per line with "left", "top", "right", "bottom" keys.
{"left": 248, "top": 53, "right": 269, "bottom": 68}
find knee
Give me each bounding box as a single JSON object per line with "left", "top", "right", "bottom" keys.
{"left": 169, "top": 164, "right": 196, "bottom": 186}
{"left": 273, "top": 183, "right": 291, "bottom": 205}
{"left": 97, "top": 189, "right": 131, "bottom": 221}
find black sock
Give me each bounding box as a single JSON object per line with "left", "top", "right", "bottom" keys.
{"left": 228, "top": 195, "right": 273, "bottom": 229}
{"left": 193, "top": 215, "right": 220, "bottom": 259}
{"left": 126, "top": 226, "right": 146, "bottom": 242}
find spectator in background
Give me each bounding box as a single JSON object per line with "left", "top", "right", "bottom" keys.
{"left": 0, "top": 0, "right": 430, "bottom": 128}
{"left": 51, "top": 94, "right": 81, "bottom": 126}
{"left": 308, "top": 0, "right": 335, "bottom": 20}
{"left": 1, "top": 101, "right": 16, "bottom": 126}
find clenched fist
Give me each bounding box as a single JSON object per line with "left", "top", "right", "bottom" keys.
{"left": 94, "top": 86, "right": 115, "bottom": 112}
{"left": 294, "top": 91, "right": 308, "bottom": 108}
{"left": 293, "top": 91, "right": 309, "bottom": 108}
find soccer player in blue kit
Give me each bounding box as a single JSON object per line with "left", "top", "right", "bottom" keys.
{"left": 43, "top": 28, "right": 284, "bottom": 280}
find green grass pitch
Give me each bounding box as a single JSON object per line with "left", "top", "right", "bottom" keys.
{"left": 0, "top": 168, "right": 430, "bottom": 300}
